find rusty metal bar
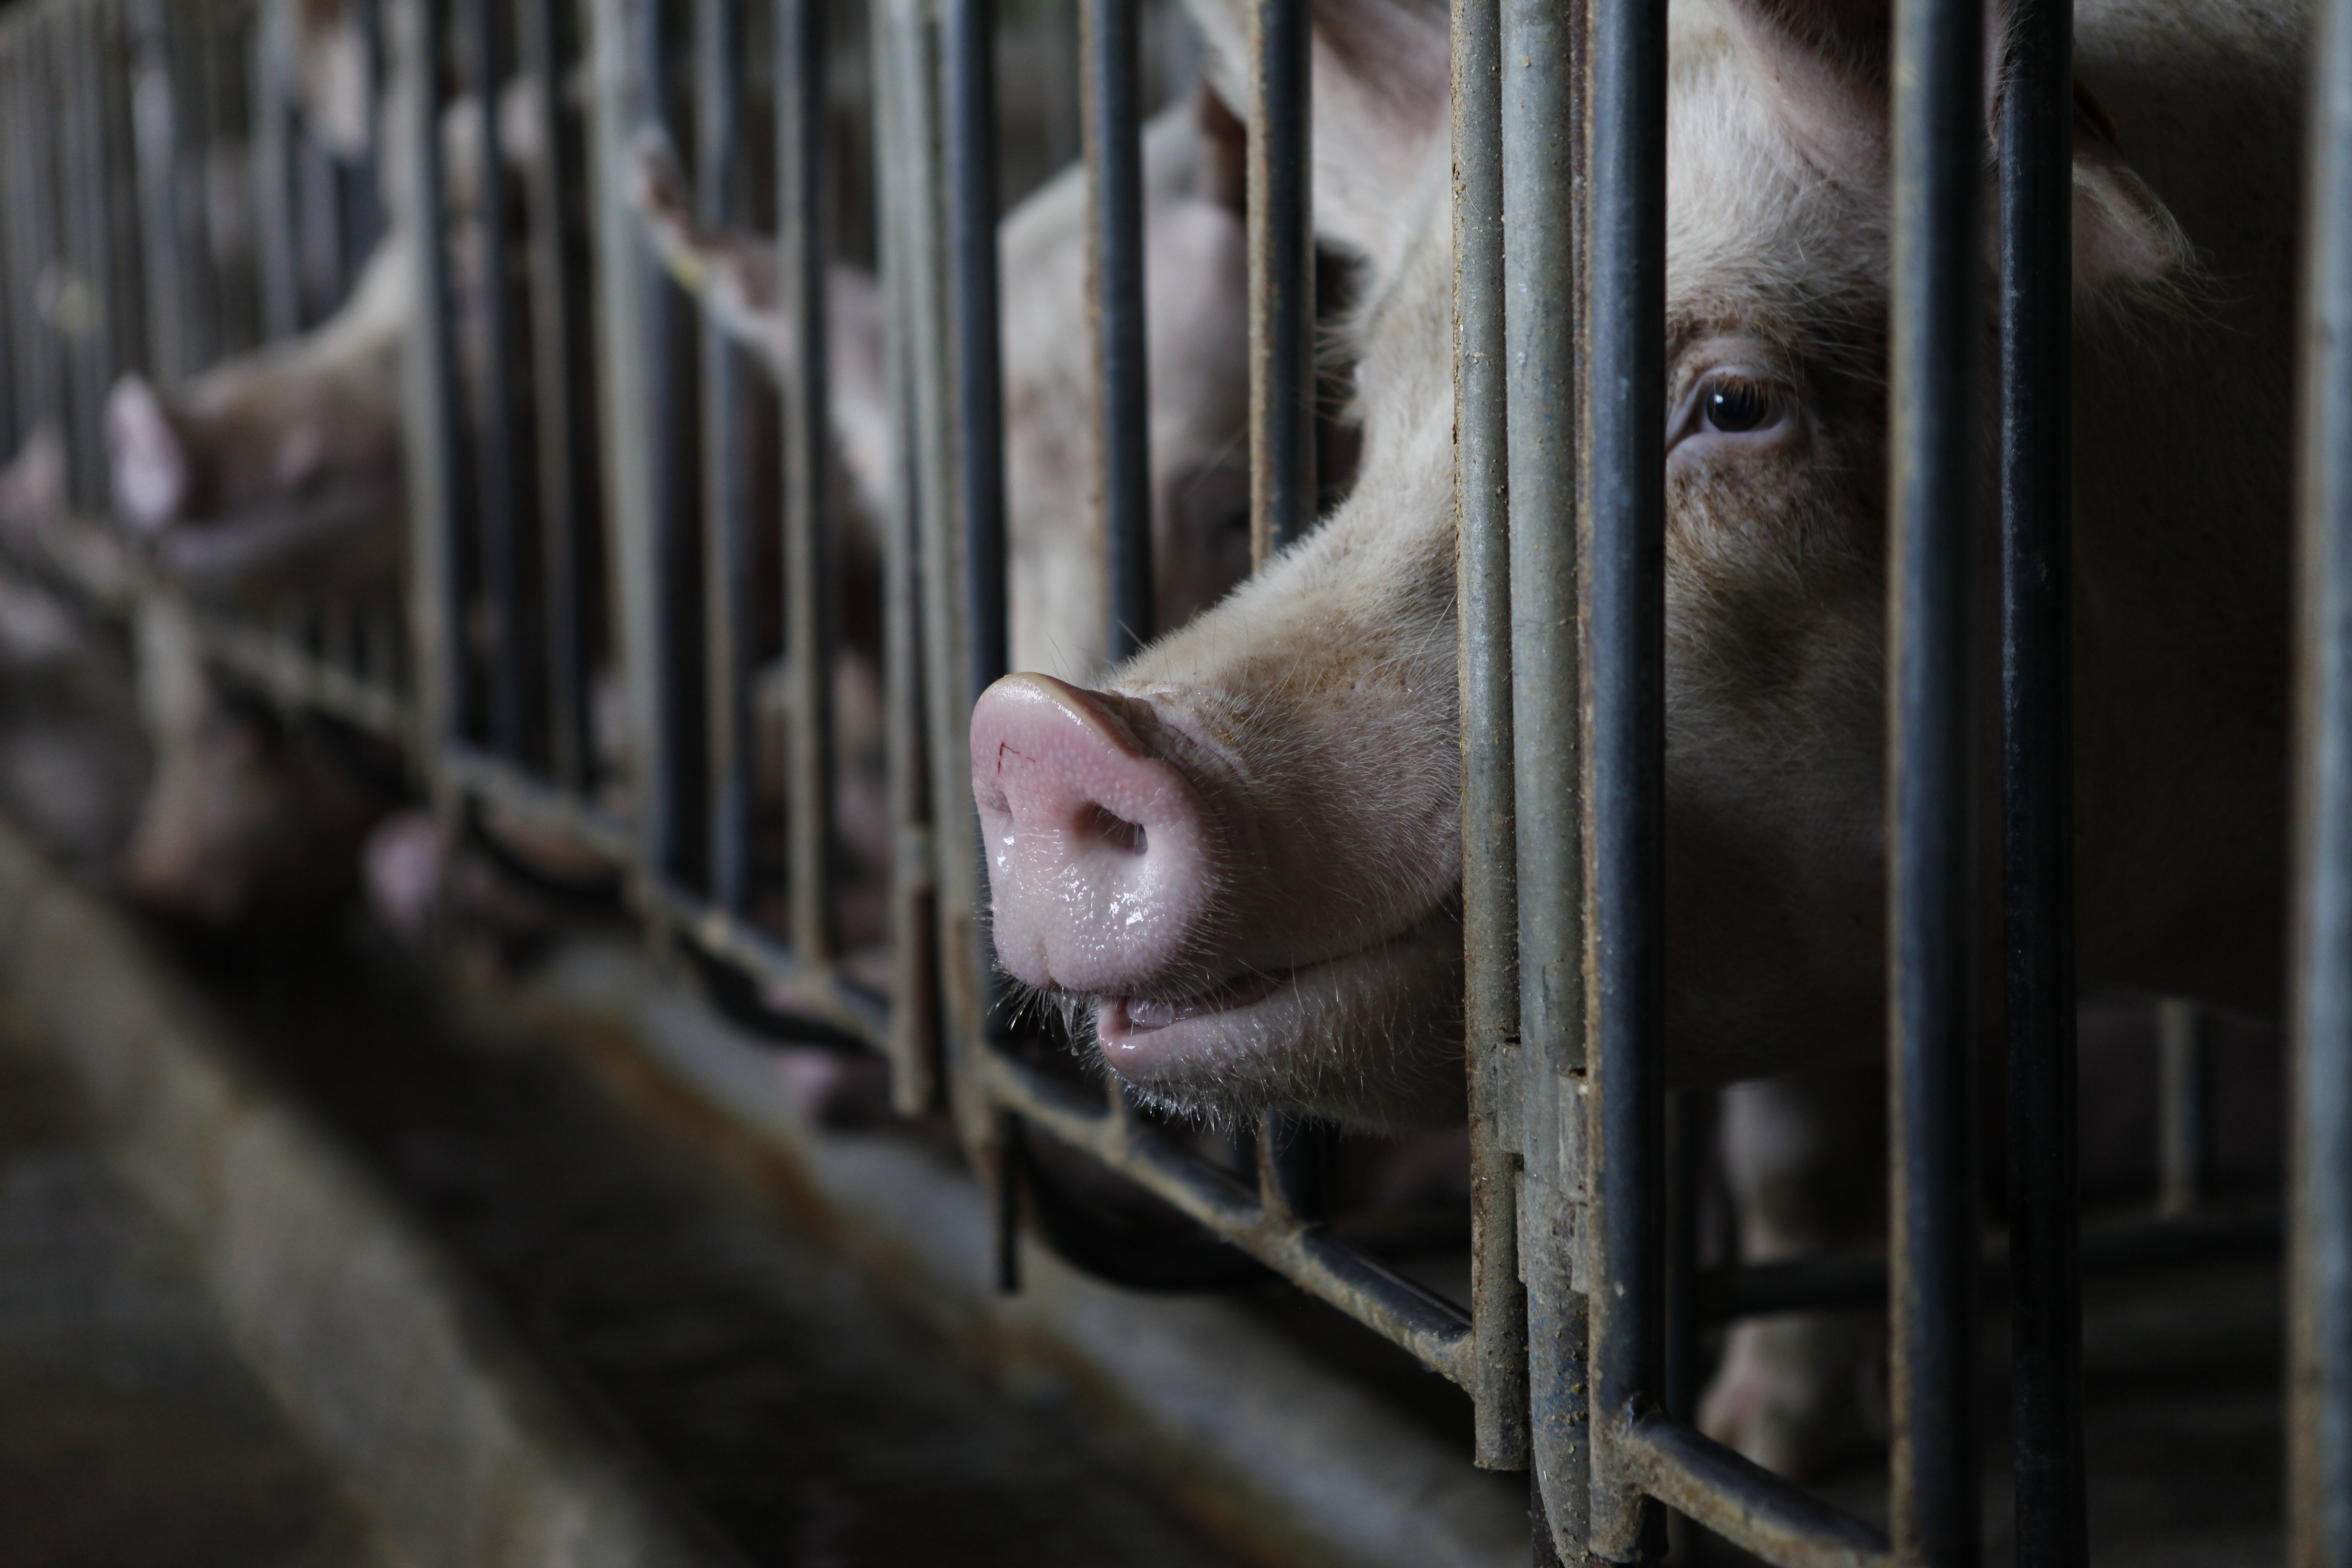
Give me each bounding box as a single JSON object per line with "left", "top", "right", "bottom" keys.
{"left": 1888, "top": 0, "right": 1988, "bottom": 1556}
{"left": 1081, "top": 0, "right": 1150, "bottom": 660}
{"left": 696, "top": 0, "right": 754, "bottom": 909}
{"left": 778, "top": 0, "right": 838, "bottom": 964}
{"left": 521, "top": 0, "right": 601, "bottom": 792}
{"left": 645, "top": 879, "right": 892, "bottom": 1040}
{"left": 1452, "top": 0, "right": 1526, "bottom": 1477}
{"left": 2293, "top": 0, "right": 2352, "bottom": 1552}
{"left": 1245, "top": 0, "right": 1311, "bottom": 567}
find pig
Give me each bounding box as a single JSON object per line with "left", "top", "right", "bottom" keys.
{"left": 969, "top": 0, "right": 2293, "bottom": 1475}
{"left": 630, "top": 82, "right": 1260, "bottom": 682}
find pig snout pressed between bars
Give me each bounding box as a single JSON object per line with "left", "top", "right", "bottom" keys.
{"left": 971, "top": 672, "right": 1222, "bottom": 997}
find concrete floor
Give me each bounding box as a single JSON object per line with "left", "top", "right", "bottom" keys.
{"left": 0, "top": 1031, "right": 395, "bottom": 1568}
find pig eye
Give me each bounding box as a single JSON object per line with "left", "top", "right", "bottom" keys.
{"left": 1701, "top": 376, "right": 1786, "bottom": 435}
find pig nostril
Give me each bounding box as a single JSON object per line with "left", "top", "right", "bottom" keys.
{"left": 1076, "top": 803, "right": 1148, "bottom": 855}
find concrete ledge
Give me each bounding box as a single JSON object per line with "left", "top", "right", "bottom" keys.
{"left": 528, "top": 944, "right": 1532, "bottom": 1568}
{"left": 0, "top": 824, "right": 735, "bottom": 1568}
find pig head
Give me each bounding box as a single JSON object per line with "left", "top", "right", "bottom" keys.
{"left": 974, "top": 0, "right": 2295, "bottom": 1130}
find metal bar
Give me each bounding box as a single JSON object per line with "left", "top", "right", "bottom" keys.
{"left": 869, "top": 0, "right": 941, "bottom": 1115}
{"left": 251, "top": 0, "right": 302, "bottom": 341}
{"left": 522, "top": 0, "right": 600, "bottom": 792}
{"left": 95, "top": 1, "right": 147, "bottom": 396}
{"left": 187, "top": 602, "right": 417, "bottom": 742}
{"left": 779, "top": 0, "right": 838, "bottom": 964}
{"left": 983, "top": 1049, "right": 1479, "bottom": 1382}
{"left": 1578, "top": 0, "right": 1669, "bottom": 1550}
{"left": 1616, "top": 1410, "right": 1892, "bottom": 1568}
{"left": 1888, "top": 0, "right": 1987, "bottom": 1556}
{"left": 409, "top": 0, "right": 476, "bottom": 761}
{"left": 2293, "top": 0, "right": 2352, "bottom": 1552}
{"left": 1081, "top": 0, "right": 1150, "bottom": 662}
{"left": 1245, "top": 0, "right": 1312, "bottom": 567}
{"left": 1503, "top": 0, "right": 1590, "bottom": 1540}
{"left": 1999, "top": 2, "right": 2082, "bottom": 1562}
{"left": 696, "top": 0, "right": 754, "bottom": 908}
{"left": 1453, "top": 0, "right": 1527, "bottom": 1477}
{"left": 2156, "top": 997, "right": 2210, "bottom": 1218}
{"left": 644, "top": 880, "right": 892, "bottom": 1039}
{"left": 60, "top": 8, "right": 108, "bottom": 511}
{"left": 944, "top": 0, "right": 1005, "bottom": 703}
{"left": 129, "top": 0, "right": 188, "bottom": 385}
{"left": 472, "top": 0, "right": 533, "bottom": 762}
{"left": 645, "top": 0, "right": 710, "bottom": 890}
{"left": 439, "top": 740, "right": 634, "bottom": 861}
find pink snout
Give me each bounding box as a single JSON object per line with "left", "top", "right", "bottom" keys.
{"left": 971, "top": 673, "right": 1220, "bottom": 995}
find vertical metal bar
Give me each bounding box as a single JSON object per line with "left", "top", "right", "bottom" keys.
{"left": 893, "top": 0, "right": 986, "bottom": 1149}
{"left": 1888, "top": 0, "right": 1986, "bottom": 1558}
{"left": 2293, "top": 0, "right": 2352, "bottom": 1553}
{"left": 1081, "top": 0, "right": 1151, "bottom": 662}
{"left": 696, "top": 0, "right": 754, "bottom": 908}
{"left": 644, "top": 0, "right": 709, "bottom": 888}
{"left": 1454, "top": 0, "right": 1528, "bottom": 1477}
{"left": 1504, "top": 0, "right": 1589, "bottom": 1541}
{"left": 943, "top": 0, "right": 1016, "bottom": 1275}
{"left": 131, "top": 0, "right": 188, "bottom": 385}
{"left": 2000, "top": 2, "right": 2082, "bottom": 1563}
{"left": 1245, "top": 0, "right": 1311, "bottom": 568}
{"left": 57, "top": 8, "right": 102, "bottom": 511}
{"left": 779, "top": 0, "right": 838, "bottom": 962}
{"left": 871, "top": 0, "right": 941, "bottom": 1115}
{"left": 170, "top": 0, "right": 222, "bottom": 375}
{"left": 405, "top": 0, "right": 472, "bottom": 770}
{"left": 945, "top": 0, "right": 1006, "bottom": 702}
{"left": 1578, "top": 0, "right": 1667, "bottom": 1551}
{"left": 96, "top": 2, "right": 147, "bottom": 394}
{"left": 521, "top": 0, "right": 598, "bottom": 791}
{"left": 2156, "top": 998, "right": 2210, "bottom": 1218}
{"left": 472, "top": 0, "right": 532, "bottom": 761}
{"left": 252, "top": 2, "right": 301, "bottom": 340}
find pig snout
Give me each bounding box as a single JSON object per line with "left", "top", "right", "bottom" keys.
{"left": 971, "top": 672, "right": 1225, "bottom": 998}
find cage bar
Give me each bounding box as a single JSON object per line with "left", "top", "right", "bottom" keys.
{"left": 1244, "top": 0, "right": 1310, "bottom": 567}
{"left": 778, "top": 0, "right": 839, "bottom": 965}
{"left": 1998, "top": 0, "right": 2084, "bottom": 1560}
{"left": 695, "top": 0, "right": 755, "bottom": 908}
{"left": 1886, "top": 0, "right": 1988, "bottom": 1559}
{"left": 1080, "top": 0, "right": 1150, "bottom": 663}
{"left": 2294, "top": 0, "right": 2352, "bottom": 1555}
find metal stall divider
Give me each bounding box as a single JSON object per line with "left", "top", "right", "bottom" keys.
{"left": 2296, "top": 0, "right": 2352, "bottom": 1560}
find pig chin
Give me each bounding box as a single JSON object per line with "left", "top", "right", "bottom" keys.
{"left": 1071, "top": 903, "right": 1467, "bottom": 1132}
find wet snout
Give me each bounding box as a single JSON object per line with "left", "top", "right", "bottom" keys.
{"left": 970, "top": 673, "right": 1222, "bottom": 995}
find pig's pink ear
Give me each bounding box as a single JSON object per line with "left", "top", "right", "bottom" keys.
{"left": 1178, "top": 0, "right": 1451, "bottom": 268}
{"left": 1717, "top": 0, "right": 1893, "bottom": 188}
{"left": 2058, "top": 78, "right": 2191, "bottom": 290}
{"left": 106, "top": 376, "right": 189, "bottom": 535}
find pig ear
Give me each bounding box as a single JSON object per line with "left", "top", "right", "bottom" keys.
{"left": 1716, "top": 0, "right": 1893, "bottom": 187}
{"left": 106, "top": 377, "right": 189, "bottom": 535}
{"left": 2055, "top": 77, "right": 2191, "bottom": 289}
{"left": 1178, "top": 0, "right": 1451, "bottom": 266}
{"left": 1720, "top": 0, "right": 2190, "bottom": 289}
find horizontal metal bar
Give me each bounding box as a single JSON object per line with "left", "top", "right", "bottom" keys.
{"left": 437, "top": 742, "right": 634, "bottom": 864}
{"left": 186, "top": 605, "right": 412, "bottom": 742}
{"left": 1699, "top": 1203, "right": 2284, "bottom": 1323}
{"left": 983, "top": 1050, "right": 1477, "bottom": 1384}
{"left": 644, "top": 878, "right": 891, "bottom": 1043}
{"left": 1615, "top": 1406, "right": 1891, "bottom": 1568}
